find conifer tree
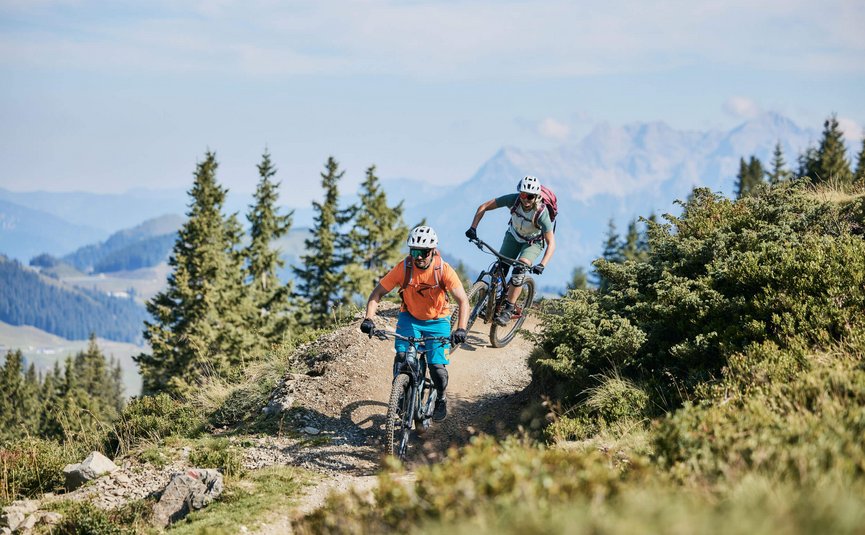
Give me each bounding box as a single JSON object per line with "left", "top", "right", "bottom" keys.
{"left": 293, "top": 157, "right": 351, "bottom": 325}
{"left": 0, "top": 350, "right": 38, "bottom": 443}
{"left": 565, "top": 266, "right": 589, "bottom": 293}
{"left": 735, "top": 156, "right": 766, "bottom": 198}
{"left": 244, "top": 150, "right": 295, "bottom": 344}
{"left": 854, "top": 136, "right": 865, "bottom": 186}
{"left": 768, "top": 142, "right": 790, "bottom": 185}
{"left": 136, "top": 151, "right": 254, "bottom": 396}
{"left": 621, "top": 219, "right": 641, "bottom": 262}
{"left": 596, "top": 219, "right": 622, "bottom": 292}
{"left": 797, "top": 145, "right": 820, "bottom": 180}
{"left": 815, "top": 114, "right": 853, "bottom": 185}
{"left": 343, "top": 165, "right": 408, "bottom": 302}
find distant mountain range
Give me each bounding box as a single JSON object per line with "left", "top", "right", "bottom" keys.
{"left": 4, "top": 112, "right": 855, "bottom": 291}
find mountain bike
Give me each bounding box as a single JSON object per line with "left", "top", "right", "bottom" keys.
{"left": 372, "top": 329, "right": 450, "bottom": 460}
{"left": 450, "top": 236, "right": 536, "bottom": 348}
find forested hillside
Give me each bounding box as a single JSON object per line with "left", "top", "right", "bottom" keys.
{"left": 60, "top": 214, "right": 182, "bottom": 273}
{"left": 0, "top": 256, "right": 147, "bottom": 343}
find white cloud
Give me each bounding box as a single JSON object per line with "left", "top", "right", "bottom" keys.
{"left": 537, "top": 118, "right": 570, "bottom": 142}
{"left": 837, "top": 116, "right": 863, "bottom": 143}
{"left": 1, "top": 0, "right": 863, "bottom": 79}
{"left": 723, "top": 97, "right": 761, "bottom": 119}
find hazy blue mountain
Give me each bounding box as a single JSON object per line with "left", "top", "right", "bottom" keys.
{"left": 0, "top": 199, "right": 107, "bottom": 261}
{"left": 398, "top": 112, "right": 820, "bottom": 290}
{"left": 62, "top": 214, "right": 183, "bottom": 273}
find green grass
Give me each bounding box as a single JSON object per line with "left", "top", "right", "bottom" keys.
{"left": 167, "top": 466, "right": 311, "bottom": 535}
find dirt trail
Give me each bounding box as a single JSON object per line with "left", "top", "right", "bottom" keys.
{"left": 251, "top": 311, "right": 538, "bottom": 534}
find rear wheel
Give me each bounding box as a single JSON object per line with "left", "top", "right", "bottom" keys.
{"left": 490, "top": 277, "right": 535, "bottom": 348}
{"left": 449, "top": 281, "right": 490, "bottom": 352}
{"left": 384, "top": 374, "right": 412, "bottom": 458}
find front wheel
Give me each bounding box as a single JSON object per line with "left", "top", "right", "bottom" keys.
{"left": 450, "top": 280, "right": 490, "bottom": 351}
{"left": 490, "top": 277, "right": 535, "bottom": 348}
{"left": 384, "top": 374, "right": 412, "bottom": 459}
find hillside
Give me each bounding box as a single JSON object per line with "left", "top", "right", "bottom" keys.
{"left": 0, "top": 255, "right": 147, "bottom": 343}
{"left": 0, "top": 199, "right": 106, "bottom": 261}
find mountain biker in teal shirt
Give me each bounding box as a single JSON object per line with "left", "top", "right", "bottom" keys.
{"left": 465, "top": 176, "right": 556, "bottom": 325}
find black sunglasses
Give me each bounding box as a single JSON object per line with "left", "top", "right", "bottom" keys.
{"left": 410, "top": 248, "right": 433, "bottom": 259}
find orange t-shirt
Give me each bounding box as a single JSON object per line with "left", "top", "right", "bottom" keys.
{"left": 380, "top": 256, "right": 462, "bottom": 320}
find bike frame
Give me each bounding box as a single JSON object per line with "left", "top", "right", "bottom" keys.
{"left": 374, "top": 330, "right": 449, "bottom": 459}
{"left": 470, "top": 238, "right": 528, "bottom": 324}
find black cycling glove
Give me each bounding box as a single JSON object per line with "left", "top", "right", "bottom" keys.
{"left": 465, "top": 227, "right": 478, "bottom": 240}
{"left": 360, "top": 318, "right": 375, "bottom": 336}
{"left": 531, "top": 264, "right": 545, "bottom": 275}
{"left": 451, "top": 328, "right": 467, "bottom": 345}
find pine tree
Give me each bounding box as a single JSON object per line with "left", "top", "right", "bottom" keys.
{"left": 565, "top": 266, "right": 589, "bottom": 293}
{"left": 0, "top": 350, "right": 37, "bottom": 442}
{"left": 293, "top": 157, "right": 351, "bottom": 326}
{"left": 136, "top": 151, "right": 255, "bottom": 396}
{"left": 797, "top": 145, "right": 820, "bottom": 180}
{"left": 768, "top": 142, "right": 790, "bottom": 185}
{"left": 343, "top": 165, "right": 408, "bottom": 302}
{"left": 72, "top": 335, "right": 124, "bottom": 424}
{"left": 854, "top": 136, "right": 865, "bottom": 186}
{"left": 735, "top": 156, "right": 766, "bottom": 198}
{"left": 244, "top": 150, "right": 296, "bottom": 344}
{"left": 621, "top": 219, "right": 641, "bottom": 262}
{"left": 596, "top": 219, "right": 622, "bottom": 292}
{"left": 815, "top": 114, "right": 853, "bottom": 185}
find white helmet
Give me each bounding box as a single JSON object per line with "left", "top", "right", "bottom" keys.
{"left": 519, "top": 175, "right": 542, "bottom": 195}
{"left": 407, "top": 225, "right": 438, "bottom": 249}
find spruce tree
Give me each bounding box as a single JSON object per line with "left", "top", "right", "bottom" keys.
{"left": 768, "top": 142, "right": 790, "bottom": 185}
{"left": 854, "top": 136, "right": 865, "bottom": 186}
{"left": 797, "top": 145, "right": 820, "bottom": 180}
{"left": 343, "top": 165, "right": 408, "bottom": 302}
{"left": 244, "top": 150, "right": 295, "bottom": 344}
{"left": 596, "top": 219, "right": 622, "bottom": 292}
{"left": 815, "top": 114, "right": 853, "bottom": 186}
{"left": 0, "top": 350, "right": 38, "bottom": 443}
{"left": 565, "top": 266, "right": 589, "bottom": 293}
{"left": 136, "top": 151, "right": 255, "bottom": 396}
{"left": 621, "top": 219, "right": 641, "bottom": 262}
{"left": 735, "top": 156, "right": 766, "bottom": 198}
{"left": 293, "top": 157, "right": 351, "bottom": 326}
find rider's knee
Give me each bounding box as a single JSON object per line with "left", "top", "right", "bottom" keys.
{"left": 510, "top": 263, "right": 529, "bottom": 287}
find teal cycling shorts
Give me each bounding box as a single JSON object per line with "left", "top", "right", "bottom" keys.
{"left": 395, "top": 312, "right": 451, "bottom": 365}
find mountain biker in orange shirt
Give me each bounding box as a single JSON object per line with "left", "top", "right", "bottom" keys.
{"left": 361, "top": 225, "right": 470, "bottom": 421}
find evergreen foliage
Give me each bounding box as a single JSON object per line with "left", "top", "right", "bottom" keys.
{"left": 534, "top": 182, "right": 865, "bottom": 414}
{"left": 1, "top": 336, "right": 124, "bottom": 445}
{"left": 136, "top": 152, "right": 258, "bottom": 397}
{"left": 768, "top": 141, "right": 790, "bottom": 185}
{"left": 342, "top": 165, "right": 408, "bottom": 302}
{"left": 244, "top": 150, "right": 296, "bottom": 345}
{"left": 293, "top": 157, "right": 352, "bottom": 326}
{"left": 814, "top": 113, "right": 853, "bottom": 185}
{"left": 735, "top": 155, "right": 766, "bottom": 198}
{"left": 92, "top": 233, "right": 176, "bottom": 273}
{"left": 565, "top": 266, "right": 588, "bottom": 293}
{"left": 797, "top": 144, "right": 820, "bottom": 180}
{"left": 854, "top": 137, "right": 865, "bottom": 186}
{"left": 0, "top": 256, "right": 147, "bottom": 343}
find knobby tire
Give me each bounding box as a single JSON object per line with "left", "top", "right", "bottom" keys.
{"left": 490, "top": 277, "right": 535, "bottom": 348}
{"left": 385, "top": 373, "right": 412, "bottom": 458}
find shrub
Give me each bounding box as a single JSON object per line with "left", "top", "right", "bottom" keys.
{"left": 106, "top": 393, "right": 204, "bottom": 455}
{"left": 188, "top": 438, "right": 244, "bottom": 478}
{"left": 296, "top": 435, "right": 647, "bottom": 534}
{"left": 50, "top": 500, "right": 140, "bottom": 535}
{"left": 0, "top": 437, "right": 84, "bottom": 505}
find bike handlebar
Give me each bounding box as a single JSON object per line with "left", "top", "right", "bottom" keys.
{"left": 371, "top": 329, "right": 450, "bottom": 345}
{"left": 467, "top": 237, "right": 522, "bottom": 266}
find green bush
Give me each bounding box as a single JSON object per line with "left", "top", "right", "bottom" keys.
{"left": 188, "top": 438, "right": 244, "bottom": 478}
{"left": 654, "top": 341, "right": 865, "bottom": 486}
{"left": 50, "top": 500, "right": 140, "bottom": 535}
{"left": 296, "top": 435, "right": 647, "bottom": 534}
{"left": 107, "top": 393, "right": 205, "bottom": 455}
{"left": 535, "top": 183, "right": 865, "bottom": 412}
{"left": 0, "top": 437, "right": 84, "bottom": 505}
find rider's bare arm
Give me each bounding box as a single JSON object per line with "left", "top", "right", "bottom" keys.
{"left": 364, "top": 283, "right": 389, "bottom": 319}
{"left": 450, "top": 282, "right": 470, "bottom": 331}
{"left": 539, "top": 230, "right": 556, "bottom": 267}
{"left": 470, "top": 199, "right": 498, "bottom": 229}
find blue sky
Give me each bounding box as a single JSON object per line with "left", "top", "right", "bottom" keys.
{"left": 1, "top": 0, "right": 863, "bottom": 206}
